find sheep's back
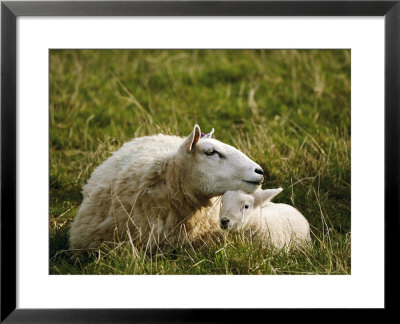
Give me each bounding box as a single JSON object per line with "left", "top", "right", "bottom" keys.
{"left": 82, "top": 134, "right": 183, "bottom": 198}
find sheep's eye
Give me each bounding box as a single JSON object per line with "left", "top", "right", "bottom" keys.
{"left": 244, "top": 204, "right": 250, "bottom": 209}
{"left": 205, "top": 149, "right": 221, "bottom": 157}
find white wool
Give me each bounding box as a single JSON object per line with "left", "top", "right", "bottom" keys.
{"left": 69, "top": 125, "right": 264, "bottom": 252}
{"left": 220, "top": 188, "right": 312, "bottom": 249}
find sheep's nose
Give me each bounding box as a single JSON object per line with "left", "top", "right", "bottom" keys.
{"left": 255, "top": 168, "right": 264, "bottom": 175}
{"left": 220, "top": 219, "right": 230, "bottom": 229}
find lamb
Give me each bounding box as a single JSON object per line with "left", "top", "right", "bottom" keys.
{"left": 219, "top": 188, "right": 312, "bottom": 249}
{"left": 69, "top": 125, "right": 264, "bottom": 253}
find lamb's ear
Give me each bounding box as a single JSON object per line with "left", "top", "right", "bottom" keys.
{"left": 254, "top": 188, "right": 283, "bottom": 207}
{"left": 203, "top": 128, "right": 215, "bottom": 139}
{"left": 182, "top": 124, "right": 201, "bottom": 153}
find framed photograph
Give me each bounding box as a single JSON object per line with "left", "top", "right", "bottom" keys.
{"left": 1, "top": 0, "right": 398, "bottom": 321}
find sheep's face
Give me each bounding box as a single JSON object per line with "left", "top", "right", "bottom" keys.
{"left": 219, "top": 190, "right": 255, "bottom": 231}
{"left": 219, "top": 188, "right": 283, "bottom": 230}
{"left": 179, "top": 125, "right": 264, "bottom": 198}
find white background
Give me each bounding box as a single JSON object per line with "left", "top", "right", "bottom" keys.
{"left": 17, "top": 17, "right": 384, "bottom": 308}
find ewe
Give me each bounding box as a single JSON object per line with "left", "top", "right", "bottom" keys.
{"left": 219, "top": 188, "right": 312, "bottom": 249}
{"left": 69, "top": 125, "right": 264, "bottom": 252}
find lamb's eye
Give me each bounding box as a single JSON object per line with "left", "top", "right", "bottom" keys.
{"left": 244, "top": 204, "right": 250, "bottom": 209}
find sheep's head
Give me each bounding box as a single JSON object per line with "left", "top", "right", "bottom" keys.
{"left": 219, "top": 188, "right": 283, "bottom": 230}
{"left": 178, "top": 125, "right": 265, "bottom": 198}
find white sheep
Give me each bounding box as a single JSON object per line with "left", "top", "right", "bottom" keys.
{"left": 69, "top": 125, "right": 264, "bottom": 253}
{"left": 219, "top": 188, "right": 312, "bottom": 249}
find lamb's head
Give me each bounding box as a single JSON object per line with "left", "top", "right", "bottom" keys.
{"left": 177, "top": 125, "right": 265, "bottom": 198}
{"left": 219, "top": 188, "right": 283, "bottom": 230}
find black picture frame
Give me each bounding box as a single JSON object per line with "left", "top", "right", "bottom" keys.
{"left": 1, "top": 0, "right": 398, "bottom": 322}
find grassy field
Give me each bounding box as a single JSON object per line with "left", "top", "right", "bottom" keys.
{"left": 50, "top": 49, "right": 351, "bottom": 275}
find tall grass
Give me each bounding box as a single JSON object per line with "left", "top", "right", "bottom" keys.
{"left": 50, "top": 49, "right": 350, "bottom": 275}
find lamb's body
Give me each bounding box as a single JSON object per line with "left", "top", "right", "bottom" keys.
{"left": 245, "top": 202, "right": 311, "bottom": 249}
{"left": 220, "top": 189, "right": 311, "bottom": 249}
{"left": 70, "top": 126, "right": 263, "bottom": 252}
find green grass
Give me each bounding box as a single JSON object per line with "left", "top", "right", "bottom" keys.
{"left": 49, "top": 49, "right": 351, "bottom": 275}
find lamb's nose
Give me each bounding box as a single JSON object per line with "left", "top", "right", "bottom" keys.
{"left": 255, "top": 168, "right": 264, "bottom": 175}
{"left": 220, "top": 219, "right": 230, "bottom": 229}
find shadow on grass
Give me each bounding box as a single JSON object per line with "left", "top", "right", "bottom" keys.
{"left": 50, "top": 226, "right": 97, "bottom": 274}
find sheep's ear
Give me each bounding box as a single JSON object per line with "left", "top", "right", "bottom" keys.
{"left": 202, "top": 128, "right": 215, "bottom": 139}
{"left": 254, "top": 188, "right": 283, "bottom": 207}
{"left": 183, "top": 124, "right": 201, "bottom": 153}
